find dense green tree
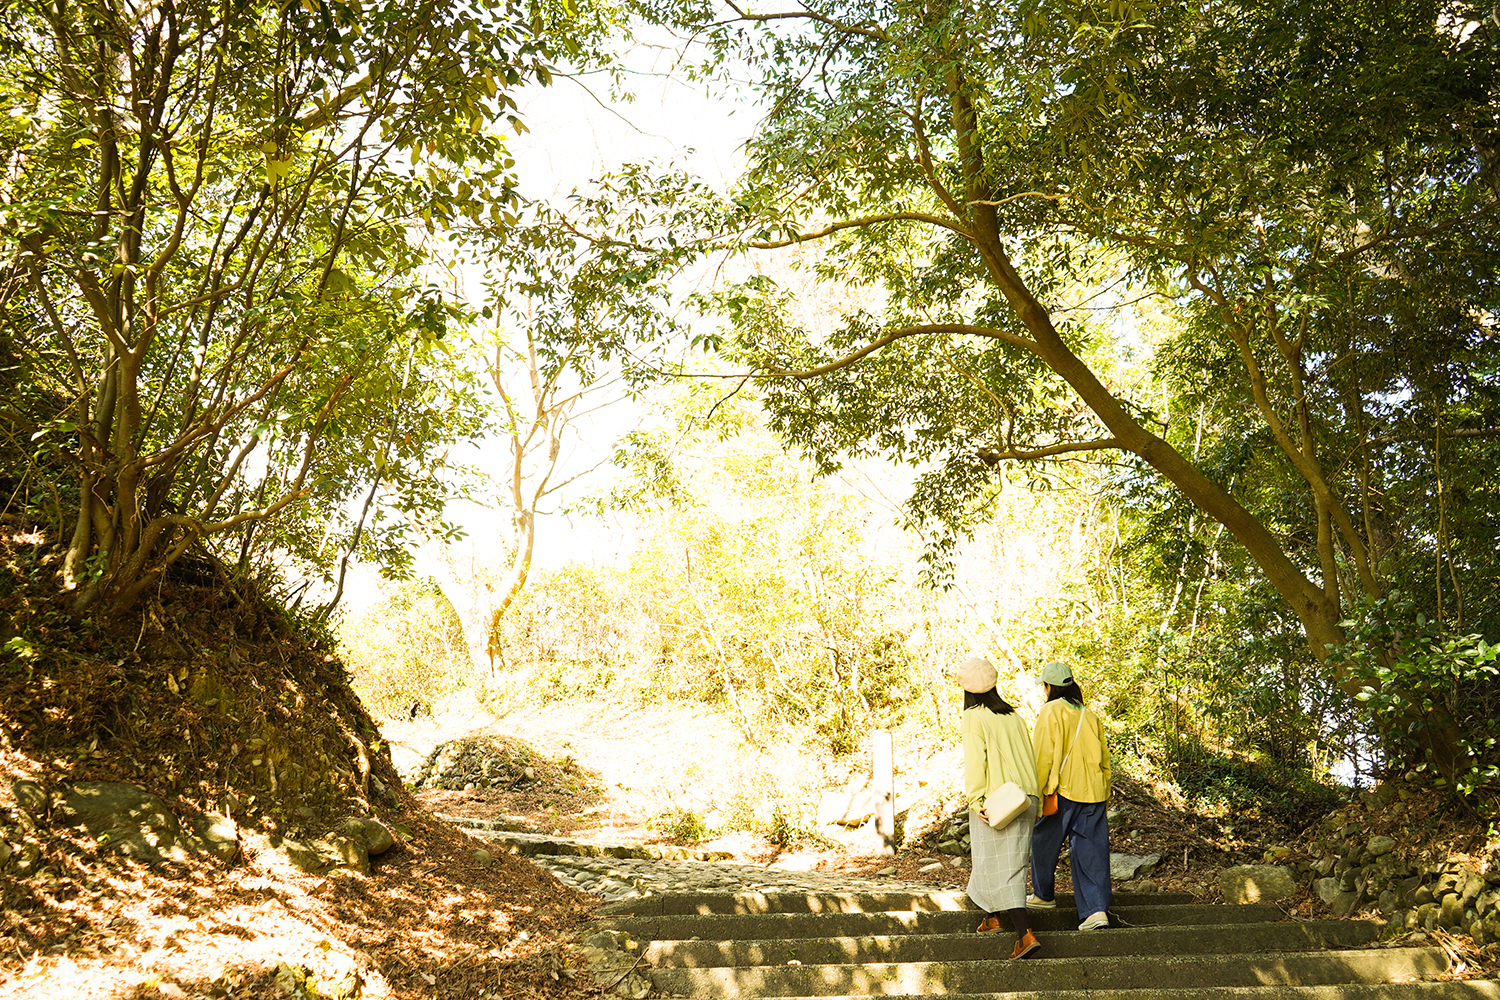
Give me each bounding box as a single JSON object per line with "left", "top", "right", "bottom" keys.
{"left": 0, "top": 0, "right": 582, "bottom": 614}
{"left": 631, "top": 1, "right": 1500, "bottom": 709}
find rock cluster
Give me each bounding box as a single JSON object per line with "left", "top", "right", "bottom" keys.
{"left": 279, "top": 817, "right": 397, "bottom": 877}
{"left": 572, "top": 929, "right": 651, "bottom": 999}
{"left": 408, "top": 736, "right": 540, "bottom": 792}
{"left": 931, "top": 811, "right": 973, "bottom": 856}
{"left": 1293, "top": 785, "right": 1498, "bottom": 940}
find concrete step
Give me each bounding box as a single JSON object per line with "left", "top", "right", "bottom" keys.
{"left": 595, "top": 903, "right": 1284, "bottom": 941}
{"left": 649, "top": 944, "right": 1449, "bottom": 997}
{"left": 729, "top": 984, "right": 1500, "bottom": 1000}
{"left": 597, "top": 888, "right": 1196, "bottom": 917}
{"left": 644, "top": 919, "right": 1381, "bottom": 967}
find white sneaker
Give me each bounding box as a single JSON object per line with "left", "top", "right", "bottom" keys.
{"left": 1026, "top": 894, "right": 1057, "bottom": 909}
{"left": 1078, "top": 911, "right": 1109, "bottom": 931}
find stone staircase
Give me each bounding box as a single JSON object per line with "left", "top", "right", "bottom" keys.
{"left": 590, "top": 887, "right": 1500, "bottom": 999}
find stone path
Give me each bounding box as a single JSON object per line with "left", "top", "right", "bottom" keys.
{"left": 442, "top": 814, "right": 1164, "bottom": 905}
{"left": 442, "top": 814, "right": 957, "bottom": 901}
{"left": 537, "top": 855, "right": 952, "bottom": 902}
{"left": 434, "top": 815, "right": 1500, "bottom": 999}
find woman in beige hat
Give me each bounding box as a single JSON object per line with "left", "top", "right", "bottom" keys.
{"left": 957, "top": 655, "right": 1043, "bottom": 960}
{"left": 1028, "top": 660, "right": 1113, "bottom": 931}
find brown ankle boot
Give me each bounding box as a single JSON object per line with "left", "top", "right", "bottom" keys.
{"left": 976, "top": 915, "right": 1002, "bottom": 933}
{"left": 1009, "top": 930, "right": 1040, "bottom": 959}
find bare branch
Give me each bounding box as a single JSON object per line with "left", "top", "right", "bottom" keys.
{"left": 722, "top": 1, "right": 888, "bottom": 41}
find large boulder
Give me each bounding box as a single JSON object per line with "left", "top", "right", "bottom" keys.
{"left": 1110, "top": 853, "right": 1162, "bottom": 881}
{"left": 58, "top": 781, "right": 185, "bottom": 862}
{"left": 341, "top": 817, "right": 395, "bottom": 857}
{"left": 1219, "top": 864, "right": 1296, "bottom": 904}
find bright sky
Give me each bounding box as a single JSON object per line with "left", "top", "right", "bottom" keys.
{"left": 513, "top": 37, "right": 755, "bottom": 196}
{"left": 339, "top": 33, "right": 1002, "bottom": 613}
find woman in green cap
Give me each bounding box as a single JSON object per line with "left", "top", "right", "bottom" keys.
{"left": 1028, "top": 660, "right": 1113, "bottom": 931}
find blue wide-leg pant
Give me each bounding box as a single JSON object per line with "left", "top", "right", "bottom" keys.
{"left": 1030, "top": 795, "right": 1112, "bottom": 918}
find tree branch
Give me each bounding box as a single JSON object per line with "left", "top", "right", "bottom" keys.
{"left": 763, "top": 323, "right": 1037, "bottom": 379}
{"left": 977, "top": 439, "right": 1122, "bottom": 464}
{"left": 749, "top": 210, "right": 970, "bottom": 248}
{"left": 721, "top": 2, "right": 888, "bottom": 42}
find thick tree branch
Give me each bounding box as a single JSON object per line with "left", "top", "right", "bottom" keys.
{"left": 764, "top": 323, "right": 1038, "bottom": 379}
{"left": 750, "top": 210, "right": 970, "bottom": 247}
{"left": 977, "top": 439, "right": 1122, "bottom": 464}
{"left": 910, "top": 90, "right": 966, "bottom": 219}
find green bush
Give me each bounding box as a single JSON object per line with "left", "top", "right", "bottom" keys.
{"left": 650, "top": 807, "right": 710, "bottom": 844}
{"left": 1338, "top": 595, "right": 1500, "bottom": 809}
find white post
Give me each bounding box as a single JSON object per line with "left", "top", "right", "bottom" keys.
{"left": 872, "top": 728, "right": 895, "bottom": 856}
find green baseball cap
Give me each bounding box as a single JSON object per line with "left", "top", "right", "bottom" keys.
{"left": 1040, "top": 661, "right": 1074, "bottom": 686}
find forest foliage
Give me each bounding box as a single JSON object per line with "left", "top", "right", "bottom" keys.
{"left": 3, "top": 0, "right": 1500, "bottom": 818}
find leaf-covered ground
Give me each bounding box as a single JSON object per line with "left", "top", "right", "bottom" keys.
{"left": 0, "top": 529, "right": 596, "bottom": 1000}
{"left": 0, "top": 784, "right": 594, "bottom": 1000}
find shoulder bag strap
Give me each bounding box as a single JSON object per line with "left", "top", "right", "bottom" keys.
{"left": 1055, "top": 705, "right": 1088, "bottom": 785}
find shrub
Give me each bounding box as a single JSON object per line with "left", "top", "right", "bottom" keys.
{"left": 650, "top": 807, "right": 710, "bottom": 844}
{"left": 1338, "top": 595, "right": 1500, "bottom": 809}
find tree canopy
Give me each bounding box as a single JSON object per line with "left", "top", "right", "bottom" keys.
{"left": 626, "top": 0, "right": 1500, "bottom": 661}
{"left": 0, "top": 0, "right": 587, "bottom": 614}
{"left": 551, "top": 0, "right": 1500, "bottom": 786}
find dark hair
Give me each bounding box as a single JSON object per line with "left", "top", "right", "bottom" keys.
{"left": 964, "top": 688, "right": 1015, "bottom": 715}
{"left": 1046, "top": 680, "right": 1085, "bottom": 705}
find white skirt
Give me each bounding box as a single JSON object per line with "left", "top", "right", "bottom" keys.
{"left": 966, "top": 796, "right": 1036, "bottom": 913}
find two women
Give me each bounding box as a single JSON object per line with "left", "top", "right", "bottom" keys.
{"left": 961, "top": 656, "right": 1112, "bottom": 960}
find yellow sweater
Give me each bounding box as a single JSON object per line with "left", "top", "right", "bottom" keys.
{"left": 962, "top": 707, "right": 1041, "bottom": 813}
{"left": 1034, "top": 699, "right": 1111, "bottom": 803}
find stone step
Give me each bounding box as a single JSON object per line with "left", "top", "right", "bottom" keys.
{"left": 597, "top": 888, "right": 1196, "bottom": 917}
{"left": 723, "top": 984, "right": 1500, "bottom": 1000}
{"left": 644, "top": 919, "right": 1381, "bottom": 967}
{"left": 595, "top": 903, "right": 1284, "bottom": 941}
{"left": 649, "top": 944, "right": 1449, "bottom": 997}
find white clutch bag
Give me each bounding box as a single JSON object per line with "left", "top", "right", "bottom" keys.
{"left": 984, "top": 781, "right": 1030, "bottom": 829}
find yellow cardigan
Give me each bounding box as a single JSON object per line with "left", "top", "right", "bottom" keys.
{"left": 1034, "top": 699, "right": 1111, "bottom": 804}
{"left": 962, "top": 707, "right": 1041, "bottom": 813}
